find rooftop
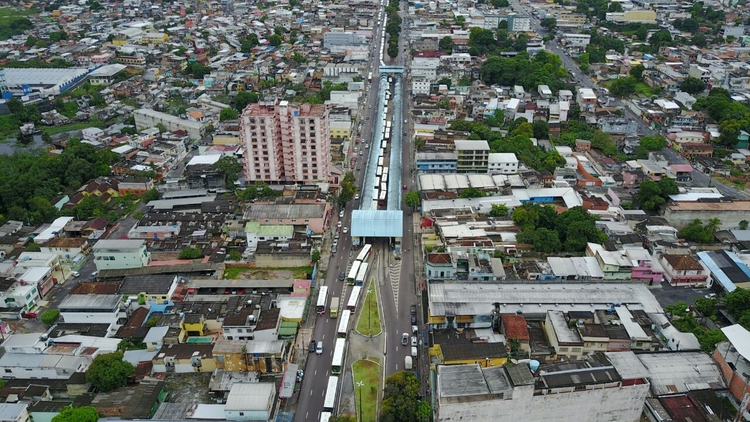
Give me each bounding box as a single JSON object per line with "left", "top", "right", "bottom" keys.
{"left": 59, "top": 294, "right": 121, "bottom": 310}
{"left": 93, "top": 239, "right": 146, "bottom": 251}
{"left": 637, "top": 351, "right": 725, "bottom": 396}
{"left": 225, "top": 383, "right": 275, "bottom": 411}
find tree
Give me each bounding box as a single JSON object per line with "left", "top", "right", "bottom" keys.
{"left": 338, "top": 181, "right": 356, "bottom": 207}
{"left": 268, "top": 34, "right": 283, "bottom": 46}
{"left": 680, "top": 77, "right": 707, "bottom": 95}
{"left": 636, "top": 136, "right": 667, "bottom": 158}
{"left": 381, "top": 371, "right": 430, "bottom": 422}
{"left": 311, "top": 249, "right": 321, "bottom": 263}
{"left": 693, "top": 297, "right": 716, "bottom": 318}
{"left": 404, "top": 191, "right": 420, "bottom": 209}
{"left": 678, "top": 219, "right": 716, "bottom": 243}
{"left": 487, "top": 204, "right": 509, "bottom": 217}
{"left": 638, "top": 180, "right": 667, "bottom": 212}
{"left": 740, "top": 220, "right": 749, "bottom": 230}
{"left": 212, "top": 156, "right": 242, "bottom": 189}
{"left": 220, "top": 108, "right": 238, "bottom": 121}
{"left": 540, "top": 17, "right": 557, "bottom": 31}
{"left": 233, "top": 91, "right": 260, "bottom": 112}
{"left": 609, "top": 76, "right": 637, "bottom": 97}
{"left": 438, "top": 36, "right": 454, "bottom": 53}
{"left": 40, "top": 309, "right": 60, "bottom": 325}
{"left": 459, "top": 187, "right": 485, "bottom": 198}
{"left": 690, "top": 33, "right": 708, "bottom": 48}
{"left": 532, "top": 120, "right": 549, "bottom": 139}
{"left": 52, "top": 406, "right": 99, "bottom": 422}
{"left": 530, "top": 228, "right": 561, "bottom": 253}
{"left": 86, "top": 352, "right": 135, "bottom": 392}
{"left": 630, "top": 64, "right": 646, "bottom": 81}
{"left": 141, "top": 188, "right": 160, "bottom": 202}
{"left": 178, "top": 247, "right": 204, "bottom": 259}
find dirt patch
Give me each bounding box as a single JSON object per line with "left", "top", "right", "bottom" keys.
{"left": 164, "top": 372, "right": 213, "bottom": 404}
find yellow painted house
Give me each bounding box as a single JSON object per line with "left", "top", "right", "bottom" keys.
{"left": 179, "top": 314, "right": 207, "bottom": 342}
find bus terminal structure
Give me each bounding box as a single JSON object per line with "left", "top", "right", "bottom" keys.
{"left": 351, "top": 66, "right": 405, "bottom": 246}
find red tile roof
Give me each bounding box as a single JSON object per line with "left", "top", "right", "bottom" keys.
{"left": 427, "top": 253, "right": 451, "bottom": 265}
{"left": 501, "top": 314, "right": 530, "bottom": 341}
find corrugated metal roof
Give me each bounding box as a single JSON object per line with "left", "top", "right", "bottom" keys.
{"left": 636, "top": 352, "right": 725, "bottom": 396}
{"left": 351, "top": 210, "right": 403, "bottom": 238}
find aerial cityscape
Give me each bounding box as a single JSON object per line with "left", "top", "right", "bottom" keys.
{"left": 0, "top": 0, "right": 750, "bottom": 421}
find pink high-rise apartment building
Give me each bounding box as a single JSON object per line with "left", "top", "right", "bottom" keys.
{"left": 240, "top": 100, "right": 330, "bottom": 183}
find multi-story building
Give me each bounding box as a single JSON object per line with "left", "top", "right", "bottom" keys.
{"left": 576, "top": 88, "right": 597, "bottom": 112}
{"left": 507, "top": 13, "right": 531, "bottom": 32}
{"left": 416, "top": 152, "right": 457, "bottom": 173}
{"left": 488, "top": 153, "right": 519, "bottom": 174}
{"left": 92, "top": 239, "right": 151, "bottom": 271}
{"left": 454, "top": 140, "right": 490, "bottom": 173}
{"left": 240, "top": 101, "right": 331, "bottom": 184}
{"left": 561, "top": 33, "right": 591, "bottom": 48}
{"left": 658, "top": 254, "right": 708, "bottom": 287}
{"left": 436, "top": 354, "right": 650, "bottom": 422}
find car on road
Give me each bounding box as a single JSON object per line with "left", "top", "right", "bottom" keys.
{"left": 412, "top": 325, "right": 419, "bottom": 334}
{"left": 354, "top": 194, "right": 360, "bottom": 200}
{"left": 334, "top": 232, "right": 340, "bottom": 240}
{"left": 22, "top": 312, "right": 37, "bottom": 319}
{"left": 411, "top": 336, "right": 417, "bottom": 346}
{"left": 343, "top": 227, "right": 348, "bottom": 234}
{"left": 337, "top": 221, "right": 342, "bottom": 228}
{"left": 411, "top": 315, "right": 417, "bottom": 325}
{"left": 309, "top": 340, "right": 316, "bottom": 353}
{"left": 402, "top": 184, "right": 407, "bottom": 190}
{"left": 339, "top": 272, "right": 346, "bottom": 282}
{"left": 332, "top": 245, "right": 338, "bottom": 254}
{"left": 332, "top": 239, "right": 339, "bottom": 247}
{"left": 71, "top": 271, "right": 80, "bottom": 278}
{"left": 339, "top": 210, "right": 345, "bottom": 218}
{"left": 402, "top": 333, "right": 409, "bottom": 346}
{"left": 411, "top": 346, "right": 418, "bottom": 357}
{"left": 316, "top": 341, "right": 324, "bottom": 355}
{"left": 410, "top": 304, "right": 416, "bottom": 315}
{"left": 705, "top": 293, "right": 717, "bottom": 299}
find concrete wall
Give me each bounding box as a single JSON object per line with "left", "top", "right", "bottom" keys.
{"left": 253, "top": 253, "right": 311, "bottom": 268}
{"left": 664, "top": 207, "right": 749, "bottom": 229}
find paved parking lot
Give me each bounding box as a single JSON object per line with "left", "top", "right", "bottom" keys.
{"left": 650, "top": 282, "right": 711, "bottom": 308}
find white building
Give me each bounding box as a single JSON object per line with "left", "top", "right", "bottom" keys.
{"left": 436, "top": 356, "right": 650, "bottom": 422}
{"left": 0, "top": 282, "right": 40, "bottom": 312}
{"left": 561, "top": 34, "right": 592, "bottom": 48}
{"left": 0, "top": 403, "right": 29, "bottom": 422}
{"left": 0, "top": 352, "right": 91, "bottom": 380}
{"left": 92, "top": 239, "right": 151, "bottom": 271}
{"left": 507, "top": 13, "right": 531, "bottom": 32}
{"left": 488, "top": 153, "right": 519, "bottom": 174}
{"left": 133, "top": 108, "right": 206, "bottom": 140}
{"left": 412, "top": 77, "right": 431, "bottom": 95}
{"left": 33, "top": 217, "right": 74, "bottom": 245}
{"left": 225, "top": 383, "right": 276, "bottom": 421}
{"left": 59, "top": 294, "right": 124, "bottom": 325}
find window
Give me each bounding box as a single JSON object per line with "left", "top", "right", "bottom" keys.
{"left": 4, "top": 369, "right": 10, "bottom": 373}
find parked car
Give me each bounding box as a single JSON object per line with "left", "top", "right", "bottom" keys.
{"left": 71, "top": 271, "right": 80, "bottom": 278}
{"left": 343, "top": 227, "right": 348, "bottom": 234}
{"left": 332, "top": 245, "right": 338, "bottom": 254}
{"left": 354, "top": 194, "right": 360, "bottom": 200}
{"left": 22, "top": 312, "right": 37, "bottom": 319}
{"left": 410, "top": 305, "right": 417, "bottom": 315}
{"left": 411, "top": 336, "right": 417, "bottom": 346}
{"left": 339, "top": 210, "right": 345, "bottom": 218}
{"left": 316, "top": 341, "right": 324, "bottom": 355}
{"left": 309, "top": 340, "right": 316, "bottom": 353}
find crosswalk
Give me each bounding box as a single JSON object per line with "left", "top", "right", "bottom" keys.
{"left": 389, "top": 259, "right": 402, "bottom": 311}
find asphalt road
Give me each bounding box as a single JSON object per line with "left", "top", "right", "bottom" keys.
{"left": 378, "top": 0, "right": 422, "bottom": 388}
{"left": 293, "top": 4, "right": 388, "bottom": 420}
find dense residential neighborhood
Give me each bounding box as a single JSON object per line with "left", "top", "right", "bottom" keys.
{"left": 1, "top": 0, "right": 750, "bottom": 421}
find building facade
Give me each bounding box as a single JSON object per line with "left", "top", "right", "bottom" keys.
{"left": 92, "top": 239, "right": 151, "bottom": 271}
{"left": 240, "top": 101, "right": 331, "bottom": 184}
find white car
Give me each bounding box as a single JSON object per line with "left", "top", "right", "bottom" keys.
{"left": 339, "top": 210, "right": 345, "bottom": 218}
{"left": 354, "top": 194, "right": 360, "bottom": 200}
{"left": 343, "top": 227, "right": 348, "bottom": 234}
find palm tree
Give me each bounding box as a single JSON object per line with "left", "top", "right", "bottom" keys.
{"left": 706, "top": 218, "right": 722, "bottom": 233}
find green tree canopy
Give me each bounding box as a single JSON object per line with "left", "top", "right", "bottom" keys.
{"left": 381, "top": 371, "right": 430, "bottom": 422}
{"left": 86, "top": 352, "right": 135, "bottom": 392}
{"left": 404, "top": 191, "right": 420, "bottom": 209}
{"left": 212, "top": 156, "right": 243, "bottom": 189}
{"left": 680, "top": 77, "right": 707, "bottom": 95}
{"left": 40, "top": 309, "right": 60, "bottom": 325}
{"left": 179, "top": 247, "right": 204, "bottom": 259}
{"left": 438, "top": 36, "right": 454, "bottom": 53}
{"left": 52, "top": 406, "right": 99, "bottom": 422}
{"left": 233, "top": 91, "right": 260, "bottom": 112}
{"left": 220, "top": 108, "right": 239, "bottom": 121}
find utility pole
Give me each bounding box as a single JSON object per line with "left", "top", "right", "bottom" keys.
{"left": 735, "top": 392, "right": 750, "bottom": 422}
{"left": 356, "top": 381, "right": 365, "bottom": 422}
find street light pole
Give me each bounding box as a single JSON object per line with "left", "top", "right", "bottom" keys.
{"left": 356, "top": 381, "right": 365, "bottom": 422}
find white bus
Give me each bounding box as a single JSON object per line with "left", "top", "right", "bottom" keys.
{"left": 323, "top": 376, "right": 339, "bottom": 411}
{"left": 337, "top": 309, "right": 351, "bottom": 337}
{"left": 378, "top": 157, "right": 384, "bottom": 167}
{"left": 316, "top": 286, "right": 329, "bottom": 315}
{"left": 331, "top": 338, "right": 346, "bottom": 374}
{"left": 347, "top": 286, "right": 362, "bottom": 311}
{"left": 355, "top": 262, "right": 369, "bottom": 286}
{"left": 377, "top": 166, "right": 383, "bottom": 177}
{"left": 374, "top": 176, "right": 380, "bottom": 188}
{"left": 382, "top": 140, "right": 388, "bottom": 150}
{"left": 380, "top": 182, "right": 387, "bottom": 192}
{"left": 382, "top": 172, "right": 388, "bottom": 183}
{"left": 320, "top": 412, "right": 332, "bottom": 422}
{"left": 356, "top": 244, "right": 372, "bottom": 263}
{"left": 347, "top": 261, "right": 362, "bottom": 285}
{"left": 378, "top": 190, "right": 387, "bottom": 206}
